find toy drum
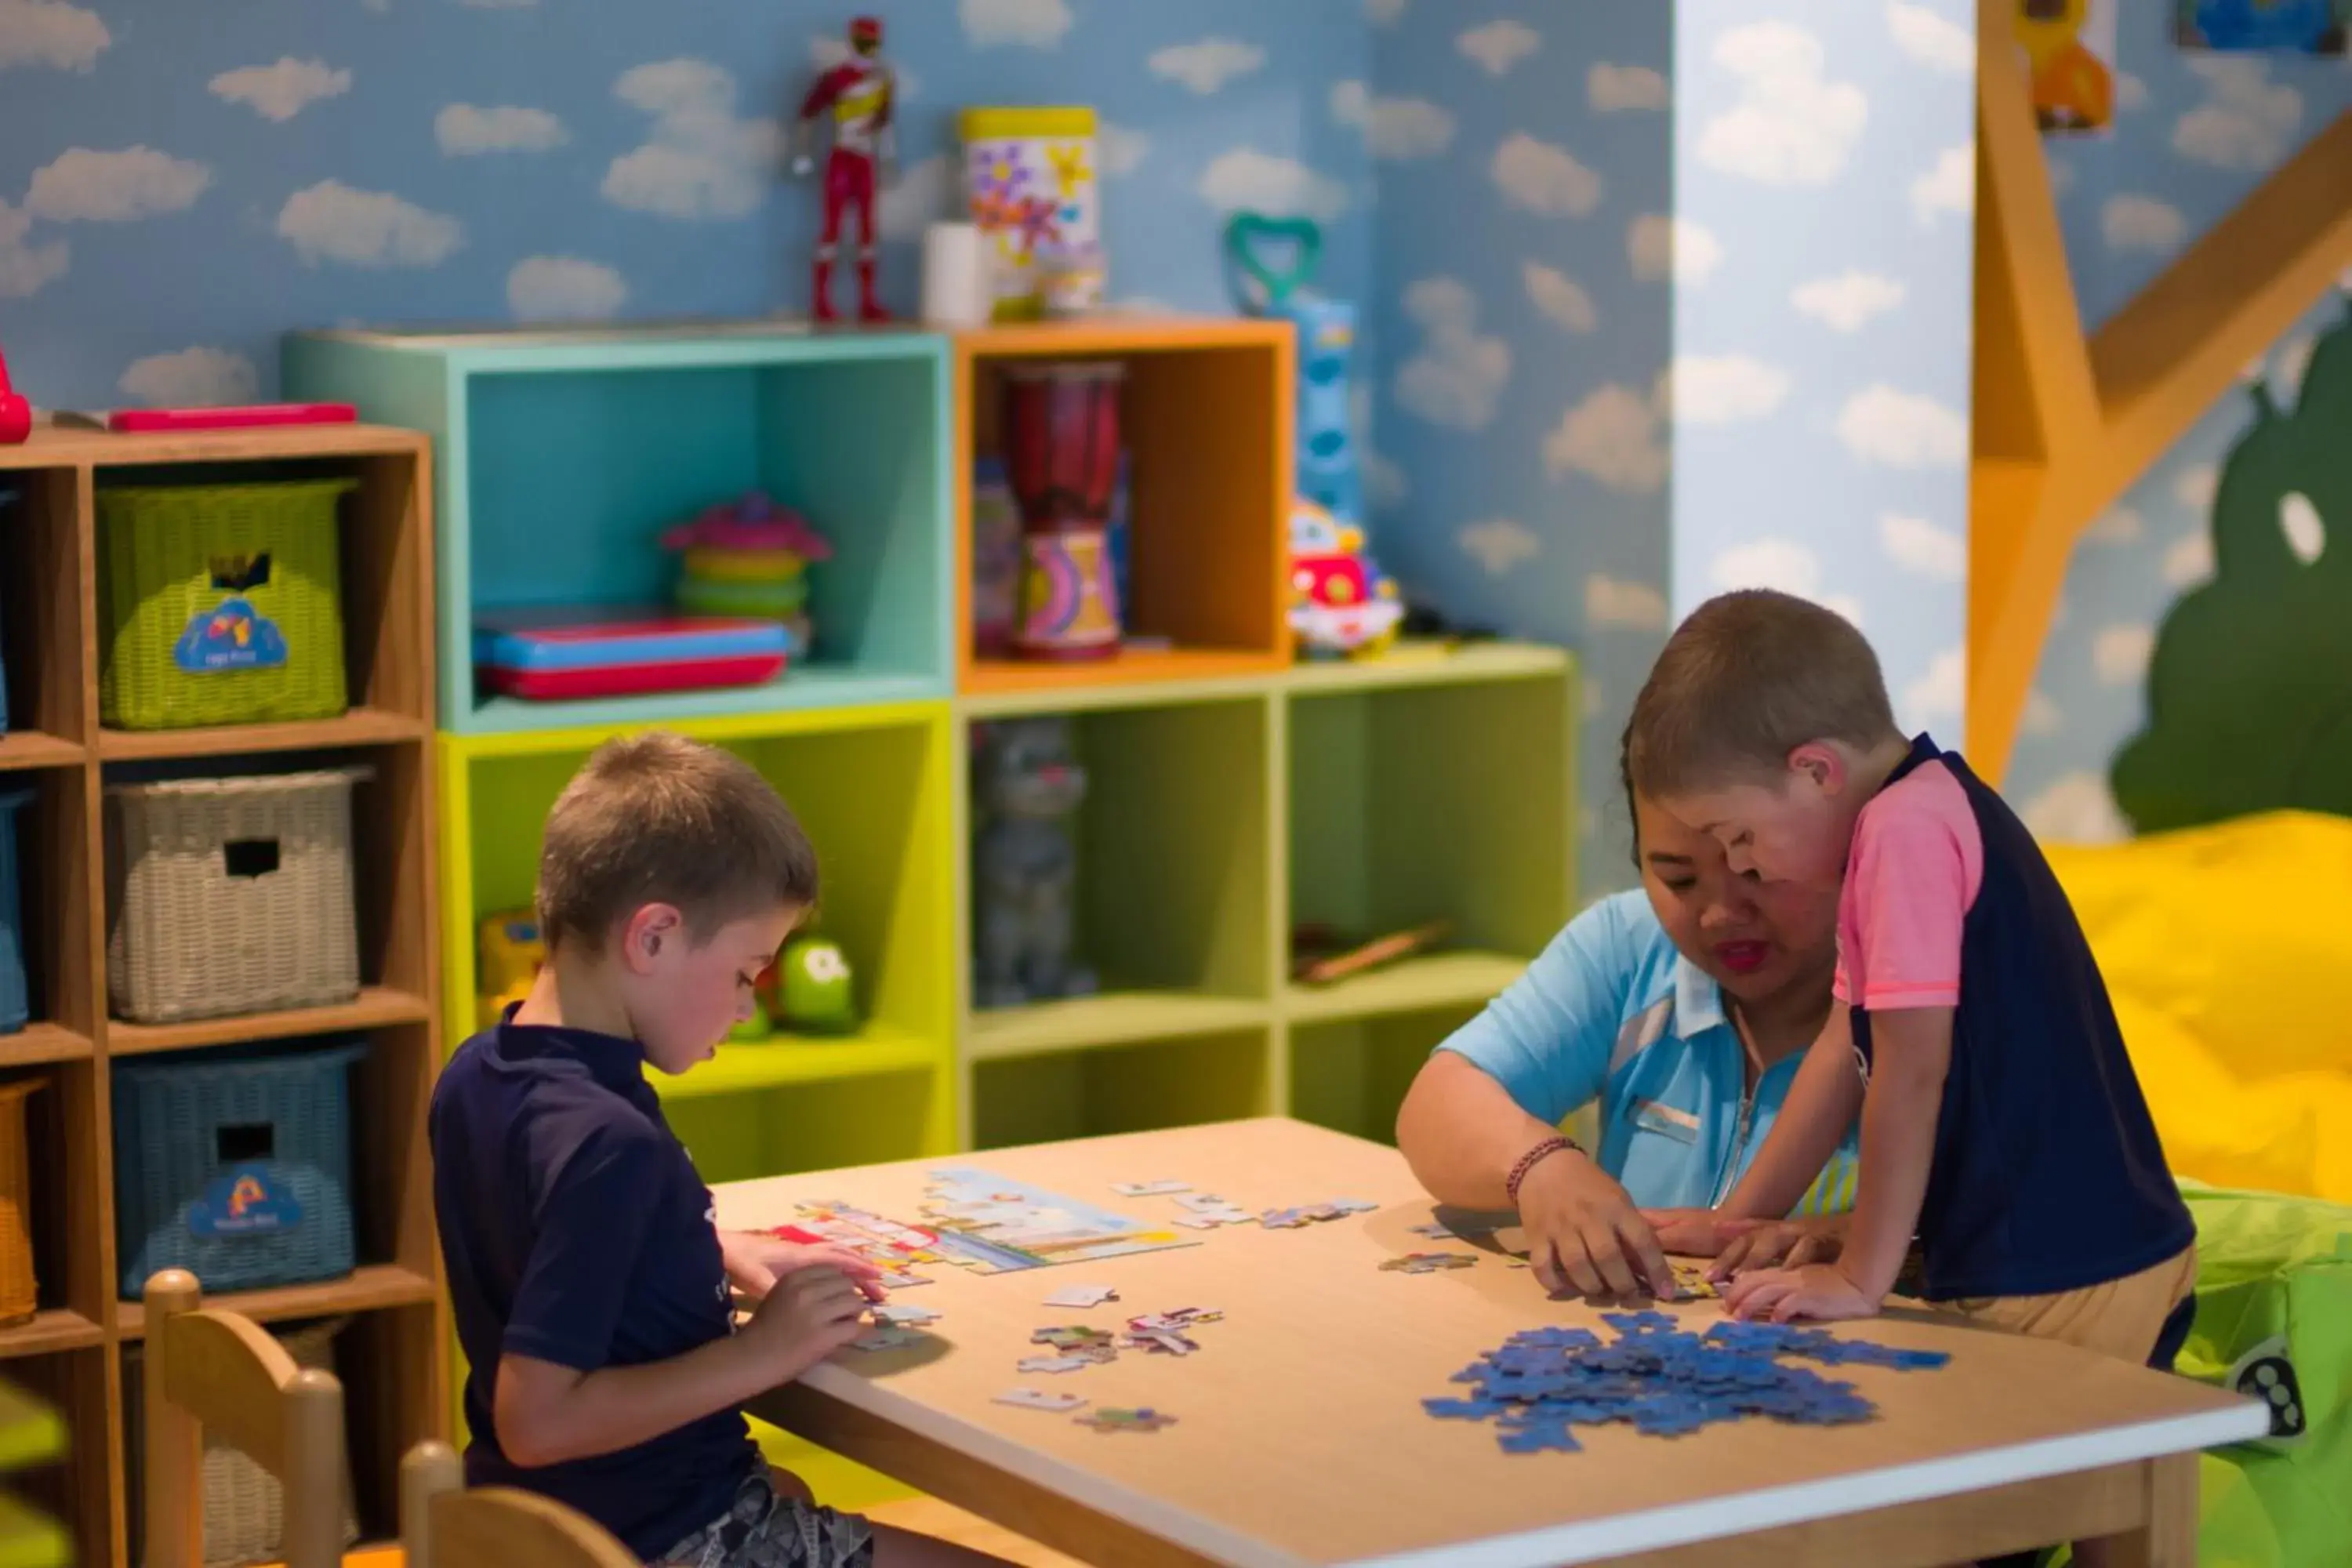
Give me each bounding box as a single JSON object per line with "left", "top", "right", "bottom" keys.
{"left": 1004, "top": 363, "right": 1124, "bottom": 661}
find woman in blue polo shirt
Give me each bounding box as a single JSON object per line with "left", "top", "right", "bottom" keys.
{"left": 1396, "top": 748, "right": 1860, "bottom": 1300}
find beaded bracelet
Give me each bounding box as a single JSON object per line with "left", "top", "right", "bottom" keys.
{"left": 1504, "top": 1134, "right": 1581, "bottom": 1207}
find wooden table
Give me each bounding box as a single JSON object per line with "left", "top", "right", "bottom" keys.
{"left": 722, "top": 1119, "right": 2264, "bottom": 1567}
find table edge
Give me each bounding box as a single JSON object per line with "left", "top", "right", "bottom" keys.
{"left": 1334, "top": 1402, "right": 2270, "bottom": 1568}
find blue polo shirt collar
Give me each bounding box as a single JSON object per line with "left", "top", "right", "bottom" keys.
{"left": 1671, "top": 953, "right": 1726, "bottom": 1040}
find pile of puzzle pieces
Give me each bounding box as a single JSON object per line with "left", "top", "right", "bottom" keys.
{"left": 1427, "top": 1312, "right": 1951, "bottom": 1454}
{"left": 1021, "top": 1306, "right": 1225, "bottom": 1370}
{"left": 1112, "top": 1182, "right": 1377, "bottom": 1231}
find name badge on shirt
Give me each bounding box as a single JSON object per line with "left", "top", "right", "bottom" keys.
{"left": 1631, "top": 1098, "right": 1700, "bottom": 1144}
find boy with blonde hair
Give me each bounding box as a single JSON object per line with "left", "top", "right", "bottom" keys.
{"left": 430, "top": 731, "right": 1009, "bottom": 1568}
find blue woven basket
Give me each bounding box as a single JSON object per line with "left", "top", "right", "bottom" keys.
{"left": 113, "top": 1038, "right": 365, "bottom": 1298}
{"left": 0, "top": 787, "right": 31, "bottom": 1035}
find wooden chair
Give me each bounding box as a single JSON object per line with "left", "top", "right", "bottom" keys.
{"left": 140, "top": 1269, "right": 348, "bottom": 1568}
{"left": 397, "top": 1443, "right": 636, "bottom": 1568}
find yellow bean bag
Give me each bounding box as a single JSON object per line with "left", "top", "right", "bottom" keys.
{"left": 2046, "top": 811, "right": 2352, "bottom": 1205}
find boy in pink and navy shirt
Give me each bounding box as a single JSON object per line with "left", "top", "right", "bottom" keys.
{"left": 1623, "top": 590, "right": 2195, "bottom": 1388}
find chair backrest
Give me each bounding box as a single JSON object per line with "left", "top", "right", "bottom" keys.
{"left": 398, "top": 1443, "right": 637, "bottom": 1568}
{"left": 141, "top": 1269, "right": 347, "bottom": 1568}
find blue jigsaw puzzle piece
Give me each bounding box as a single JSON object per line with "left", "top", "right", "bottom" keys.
{"left": 1498, "top": 1424, "right": 1582, "bottom": 1454}
{"left": 1423, "top": 1397, "right": 1501, "bottom": 1420}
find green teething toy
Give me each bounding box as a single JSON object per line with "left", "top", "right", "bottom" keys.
{"left": 1224, "top": 212, "right": 1322, "bottom": 307}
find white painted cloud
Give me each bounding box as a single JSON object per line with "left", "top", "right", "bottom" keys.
{"left": 1911, "top": 143, "right": 1973, "bottom": 226}
{"left": 437, "top": 103, "right": 568, "bottom": 154}
{"left": 1628, "top": 212, "right": 1722, "bottom": 285}
{"left": 1365, "top": 449, "right": 1407, "bottom": 510}
{"left": 1699, "top": 22, "right": 1867, "bottom": 186}
{"left": 878, "top": 152, "right": 954, "bottom": 238}
{"left": 507, "top": 256, "right": 626, "bottom": 322}
{"left": 1886, "top": 2, "right": 1972, "bottom": 72}
{"left": 960, "top": 0, "right": 1072, "bottom": 49}
{"left": 1197, "top": 147, "right": 1349, "bottom": 222}
{"left": 2162, "top": 529, "right": 2214, "bottom": 587}
{"left": 1394, "top": 277, "right": 1510, "bottom": 430}
{"left": 602, "top": 60, "right": 780, "bottom": 220}
{"left": 1492, "top": 133, "right": 1601, "bottom": 216}
{"left": 2023, "top": 772, "right": 2130, "bottom": 844}
{"left": 1459, "top": 19, "right": 1540, "bottom": 75}
{"left": 2093, "top": 624, "right": 2155, "bottom": 686}
{"left": 278, "top": 180, "right": 461, "bottom": 267}
{"left": 2103, "top": 194, "right": 2186, "bottom": 253}
{"left": 2174, "top": 56, "right": 2301, "bottom": 170}
{"left": 1363, "top": 0, "right": 1406, "bottom": 24}
{"left": 2115, "top": 72, "right": 2148, "bottom": 111}
{"left": 1547, "top": 383, "right": 1666, "bottom": 495}
{"left": 1330, "top": 82, "right": 1455, "bottom": 160}
{"left": 1586, "top": 574, "right": 1669, "bottom": 631}
{"left": 118, "top": 347, "right": 258, "bottom": 407}
{"left": 2174, "top": 463, "right": 2219, "bottom": 511}
{"left": 2281, "top": 491, "right": 2326, "bottom": 564}
{"left": 1523, "top": 262, "right": 1596, "bottom": 332}
{"left": 1904, "top": 647, "right": 1965, "bottom": 724}
{"left": 1589, "top": 62, "right": 1668, "bottom": 112}
{"left": 1791, "top": 270, "right": 1905, "bottom": 332}
{"left": 1461, "top": 517, "right": 1540, "bottom": 577}
{"left": 1880, "top": 512, "right": 1967, "bottom": 580}
{"left": 1149, "top": 38, "right": 1263, "bottom": 95}
{"left": 0, "top": 0, "right": 107, "bottom": 71}
{"left": 1708, "top": 538, "right": 1865, "bottom": 626}
{"left": 2085, "top": 505, "right": 2142, "bottom": 544}
{"left": 209, "top": 57, "right": 349, "bottom": 122}
{"left": 1097, "top": 121, "right": 1149, "bottom": 177}
{"left": 1836, "top": 384, "right": 1966, "bottom": 468}
{"left": 25, "top": 146, "right": 209, "bottom": 221}
{"left": 0, "top": 198, "right": 67, "bottom": 298}
{"left": 1657, "top": 354, "right": 1791, "bottom": 426}
{"left": 2045, "top": 155, "right": 2077, "bottom": 194}
{"left": 2022, "top": 688, "right": 2063, "bottom": 736}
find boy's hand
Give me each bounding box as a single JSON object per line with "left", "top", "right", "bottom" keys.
{"left": 1516, "top": 1152, "right": 1673, "bottom": 1301}
{"left": 1723, "top": 1261, "right": 1878, "bottom": 1323}
{"left": 739, "top": 1265, "right": 869, "bottom": 1379}
{"left": 1639, "top": 1208, "right": 1769, "bottom": 1258}
{"left": 1709, "top": 1215, "right": 1843, "bottom": 1280}
{"left": 724, "top": 1233, "right": 886, "bottom": 1303}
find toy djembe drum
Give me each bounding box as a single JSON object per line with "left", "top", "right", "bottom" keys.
{"left": 1003, "top": 362, "right": 1124, "bottom": 661}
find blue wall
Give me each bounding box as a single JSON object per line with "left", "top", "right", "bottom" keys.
{"left": 2006, "top": 9, "right": 2352, "bottom": 841}
{"left": 0, "top": 0, "right": 1374, "bottom": 407}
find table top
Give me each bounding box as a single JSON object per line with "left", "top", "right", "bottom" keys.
{"left": 717, "top": 1118, "right": 2266, "bottom": 1568}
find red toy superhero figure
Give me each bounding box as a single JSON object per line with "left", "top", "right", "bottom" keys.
{"left": 792, "top": 15, "right": 895, "bottom": 325}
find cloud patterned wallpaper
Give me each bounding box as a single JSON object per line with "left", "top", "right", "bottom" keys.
{"left": 2007, "top": 8, "right": 2352, "bottom": 844}
{"left": 0, "top": 0, "right": 1377, "bottom": 407}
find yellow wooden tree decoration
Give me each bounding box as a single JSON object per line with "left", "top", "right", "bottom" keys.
{"left": 1968, "top": 5, "right": 2352, "bottom": 782}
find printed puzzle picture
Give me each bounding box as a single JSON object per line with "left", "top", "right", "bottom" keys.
{"left": 777, "top": 1167, "right": 1196, "bottom": 1275}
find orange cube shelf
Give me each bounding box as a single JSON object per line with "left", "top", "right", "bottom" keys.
{"left": 953, "top": 318, "right": 1294, "bottom": 697}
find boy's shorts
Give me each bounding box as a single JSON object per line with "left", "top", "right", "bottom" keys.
{"left": 1922, "top": 1245, "right": 2198, "bottom": 1365}
{"left": 655, "top": 1472, "right": 875, "bottom": 1568}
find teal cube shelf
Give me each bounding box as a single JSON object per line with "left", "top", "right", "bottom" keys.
{"left": 285, "top": 326, "right": 953, "bottom": 735}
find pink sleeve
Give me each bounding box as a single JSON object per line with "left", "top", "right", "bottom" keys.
{"left": 1831, "top": 764, "right": 1982, "bottom": 1011}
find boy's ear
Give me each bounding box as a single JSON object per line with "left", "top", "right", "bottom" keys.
{"left": 1785, "top": 741, "right": 1846, "bottom": 795}
{"left": 619, "top": 902, "right": 686, "bottom": 972}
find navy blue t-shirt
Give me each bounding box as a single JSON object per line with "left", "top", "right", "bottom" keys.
{"left": 429, "top": 1016, "right": 757, "bottom": 1559}
{"left": 1848, "top": 735, "right": 2195, "bottom": 1301}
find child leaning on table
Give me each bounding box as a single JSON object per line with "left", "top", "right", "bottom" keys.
{"left": 429, "top": 731, "right": 1013, "bottom": 1568}
{"left": 1622, "top": 591, "right": 2198, "bottom": 1374}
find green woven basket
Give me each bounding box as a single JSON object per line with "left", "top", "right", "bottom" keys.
{"left": 98, "top": 480, "right": 353, "bottom": 731}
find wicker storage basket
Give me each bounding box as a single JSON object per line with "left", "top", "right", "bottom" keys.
{"left": 0, "top": 785, "right": 30, "bottom": 1035}
{"left": 125, "top": 1317, "right": 362, "bottom": 1568}
{"left": 113, "top": 1040, "right": 363, "bottom": 1298}
{"left": 0, "top": 1076, "right": 45, "bottom": 1326}
{"left": 106, "top": 768, "right": 367, "bottom": 1025}
{"left": 97, "top": 478, "right": 353, "bottom": 731}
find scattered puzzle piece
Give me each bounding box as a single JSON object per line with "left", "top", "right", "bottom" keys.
{"left": 994, "top": 1388, "right": 1088, "bottom": 1412}
{"left": 871, "top": 1303, "right": 939, "bottom": 1326}
{"left": 1112, "top": 1181, "right": 1191, "bottom": 1197}
{"left": 1410, "top": 1221, "right": 1458, "bottom": 1239}
{"left": 1123, "top": 1330, "right": 1198, "bottom": 1356}
{"left": 1076, "top": 1407, "right": 1177, "bottom": 1434}
{"left": 848, "top": 1326, "right": 925, "bottom": 1353}
{"left": 1030, "top": 1325, "right": 1116, "bottom": 1353}
{"left": 1668, "top": 1261, "right": 1719, "bottom": 1301}
{"left": 1044, "top": 1284, "right": 1119, "bottom": 1308}
{"left": 1381, "top": 1251, "right": 1479, "bottom": 1274}
{"left": 1016, "top": 1356, "right": 1091, "bottom": 1374}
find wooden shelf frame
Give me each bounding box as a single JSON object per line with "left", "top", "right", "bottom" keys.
{"left": 1969, "top": 9, "right": 2352, "bottom": 780}
{"left": 0, "top": 423, "right": 448, "bottom": 1568}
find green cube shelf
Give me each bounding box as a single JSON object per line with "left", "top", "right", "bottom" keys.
{"left": 971, "top": 1028, "right": 1275, "bottom": 1152}
{"left": 285, "top": 327, "right": 953, "bottom": 735}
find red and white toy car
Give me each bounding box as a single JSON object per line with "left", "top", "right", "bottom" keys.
{"left": 1288, "top": 499, "right": 1403, "bottom": 658}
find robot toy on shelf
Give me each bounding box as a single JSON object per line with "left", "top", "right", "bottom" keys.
{"left": 791, "top": 15, "right": 898, "bottom": 325}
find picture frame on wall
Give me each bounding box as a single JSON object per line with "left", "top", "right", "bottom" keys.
{"left": 2017, "top": 0, "right": 2122, "bottom": 136}
{"left": 2174, "top": 0, "right": 2347, "bottom": 55}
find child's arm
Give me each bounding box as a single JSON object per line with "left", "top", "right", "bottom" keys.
{"left": 1715, "top": 1002, "right": 1864, "bottom": 1221}
{"left": 1835, "top": 1007, "right": 1949, "bottom": 1300}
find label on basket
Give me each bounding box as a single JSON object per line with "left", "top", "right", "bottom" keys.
{"left": 172, "top": 592, "right": 289, "bottom": 673}
{"left": 187, "top": 1164, "right": 303, "bottom": 1237}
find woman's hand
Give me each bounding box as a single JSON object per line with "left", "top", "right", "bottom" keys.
{"left": 1517, "top": 1152, "right": 1672, "bottom": 1301}
{"left": 1639, "top": 1207, "right": 1775, "bottom": 1258}
{"left": 1709, "top": 1214, "right": 1845, "bottom": 1280}
{"left": 721, "top": 1233, "right": 886, "bottom": 1304}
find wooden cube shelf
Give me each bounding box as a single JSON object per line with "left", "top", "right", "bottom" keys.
{"left": 2, "top": 1350, "right": 103, "bottom": 1568}
{"left": 955, "top": 319, "right": 1293, "bottom": 697}
{"left": 285, "top": 326, "right": 954, "bottom": 735}
{"left": 970, "top": 1028, "right": 1275, "bottom": 1152}
{"left": 0, "top": 423, "right": 445, "bottom": 1568}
